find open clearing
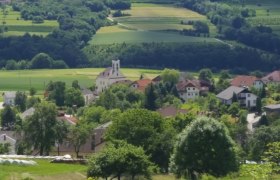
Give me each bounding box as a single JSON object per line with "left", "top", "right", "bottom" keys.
{"left": 244, "top": 0, "right": 280, "bottom": 35}
{"left": 91, "top": 3, "right": 217, "bottom": 44}
{"left": 0, "top": 6, "right": 58, "bottom": 36}
{"left": 0, "top": 68, "right": 161, "bottom": 91}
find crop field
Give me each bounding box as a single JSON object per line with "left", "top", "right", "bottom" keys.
{"left": 91, "top": 3, "right": 217, "bottom": 44}
{"left": 244, "top": 0, "right": 280, "bottom": 35}
{"left": 0, "top": 6, "right": 58, "bottom": 36}
{"left": 0, "top": 68, "right": 161, "bottom": 92}
{"left": 91, "top": 30, "right": 217, "bottom": 44}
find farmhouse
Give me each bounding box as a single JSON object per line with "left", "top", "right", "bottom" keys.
{"left": 216, "top": 86, "right": 257, "bottom": 108}
{"left": 176, "top": 79, "right": 210, "bottom": 102}
{"left": 231, "top": 75, "right": 264, "bottom": 90}
{"left": 131, "top": 79, "right": 152, "bottom": 92}
{"left": 3, "top": 91, "right": 16, "bottom": 106}
{"left": 95, "top": 60, "right": 127, "bottom": 94}
{"left": 262, "top": 70, "right": 280, "bottom": 84}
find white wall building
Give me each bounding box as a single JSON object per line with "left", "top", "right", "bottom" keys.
{"left": 95, "top": 60, "right": 127, "bottom": 94}
{"left": 3, "top": 91, "right": 16, "bottom": 106}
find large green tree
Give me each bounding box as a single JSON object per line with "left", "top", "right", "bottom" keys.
{"left": 68, "top": 124, "right": 91, "bottom": 158}
{"left": 87, "top": 141, "right": 153, "bottom": 180}
{"left": 161, "top": 68, "right": 180, "bottom": 84}
{"left": 46, "top": 81, "right": 66, "bottom": 106}
{"left": 171, "top": 117, "right": 238, "bottom": 178}
{"left": 1, "top": 105, "right": 16, "bottom": 130}
{"left": 15, "top": 91, "right": 27, "bottom": 112}
{"left": 64, "top": 87, "right": 85, "bottom": 107}
{"left": 23, "top": 102, "right": 57, "bottom": 155}
{"left": 106, "top": 109, "right": 175, "bottom": 172}
{"left": 144, "top": 84, "right": 157, "bottom": 110}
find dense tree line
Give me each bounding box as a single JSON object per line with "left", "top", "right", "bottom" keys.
{"left": 0, "top": 0, "right": 131, "bottom": 68}
{"left": 180, "top": 0, "right": 280, "bottom": 54}
{"left": 85, "top": 43, "right": 280, "bottom": 72}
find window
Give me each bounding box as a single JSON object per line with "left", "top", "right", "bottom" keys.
{"left": 247, "top": 94, "right": 251, "bottom": 97}
{"left": 188, "top": 88, "right": 190, "bottom": 90}
{"left": 193, "top": 88, "right": 195, "bottom": 90}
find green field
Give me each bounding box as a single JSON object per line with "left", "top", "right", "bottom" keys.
{"left": 91, "top": 3, "right": 217, "bottom": 44}
{"left": 244, "top": 0, "right": 280, "bottom": 35}
{"left": 0, "top": 6, "right": 58, "bottom": 36}
{"left": 0, "top": 68, "right": 161, "bottom": 92}
{"left": 0, "top": 159, "right": 87, "bottom": 180}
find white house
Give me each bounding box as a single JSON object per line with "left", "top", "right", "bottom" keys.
{"left": 0, "top": 131, "right": 16, "bottom": 154}
{"left": 3, "top": 91, "right": 16, "bottom": 106}
{"left": 176, "top": 80, "right": 211, "bottom": 102}
{"left": 95, "top": 60, "right": 127, "bottom": 94}
{"left": 216, "top": 86, "right": 257, "bottom": 108}
{"left": 81, "top": 88, "right": 94, "bottom": 105}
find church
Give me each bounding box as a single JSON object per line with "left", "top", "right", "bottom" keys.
{"left": 95, "top": 60, "right": 127, "bottom": 94}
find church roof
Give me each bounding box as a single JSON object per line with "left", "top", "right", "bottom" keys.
{"left": 97, "top": 67, "right": 125, "bottom": 79}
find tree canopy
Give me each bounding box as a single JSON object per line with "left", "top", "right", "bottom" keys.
{"left": 171, "top": 116, "right": 238, "bottom": 178}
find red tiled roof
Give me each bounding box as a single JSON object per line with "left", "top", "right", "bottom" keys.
{"left": 132, "top": 79, "right": 152, "bottom": 92}
{"left": 262, "top": 70, "right": 280, "bottom": 83}
{"left": 152, "top": 75, "right": 162, "bottom": 82}
{"left": 231, "top": 75, "right": 259, "bottom": 87}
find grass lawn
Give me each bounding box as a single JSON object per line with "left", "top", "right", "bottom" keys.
{"left": 0, "top": 68, "right": 161, "bottom": 92}
{"left": 0, "top": 6, "right": 58, "bottom": 36}
{"left": 90, "top": 3, "right": 217, "bottom": 44}
{"left": 0, "top": 159, "right": 87, "bottom": 180}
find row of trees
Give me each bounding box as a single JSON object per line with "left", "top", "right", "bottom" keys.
{"left": 85, "top": 43, "right": 280, "bottom": 72}
{"left": 180, "top": 0, "right": 280, "bottom": 54}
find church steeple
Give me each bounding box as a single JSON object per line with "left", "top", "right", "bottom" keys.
{"left": 112, "top": 60, "right": 120, "bottom": 76}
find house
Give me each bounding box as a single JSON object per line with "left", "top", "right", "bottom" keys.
{"left": 0, "top": 0, "right": 11, "bottom": 4}
{"left": 131, "top": 79, "right": 152, "bottom": 92}
{"left": 20, "top": 107, "right": 35, "bottom": 120}
{"left": 262, "top": 70, "right": 280, "bottom": 84}
{"left": 56, "top": 121, "right": 112, "bottom": 155}
{"left": 264, "top": 104, "right": 280, "bottom": 118}
{"left": 231, "top": 75, "right": 264, "bottom": 90}
{"left": 152, "top": 75, "right": 162, "bottom": 83}
{"left": 0, "top": 131, "right": 17, "bottom": 154}
{"left": 95, "top": 60, "right": 127, "bottom": 94}
{"left": 176, "top": 79, "right": 211, "bottom": 102}
{"left": 3, "top": 91, "right": 16, "bottom": 106}
{"left": 157, "top": 106, "right": 188, "bottom": 118}
{"left": 81, "top": 88, "right": 94, "bottom": 105}
{"left": 216, "top": 86, "right": 257, "bottom": 108}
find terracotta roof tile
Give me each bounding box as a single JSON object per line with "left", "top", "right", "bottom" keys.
{"left": 231, "top": 75, "right": 259, "bottom": 87}
{"left": 262, "top": 70, "right": 280, "bottom": 83}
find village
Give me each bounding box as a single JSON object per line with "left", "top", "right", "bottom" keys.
{"left": 0, "top": 60, "right": 279, "bottom": 157}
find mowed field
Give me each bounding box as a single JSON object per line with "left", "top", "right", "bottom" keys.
{"left": 245, "top": 0, "right": 280, "bottom": 35}
{"left": 0, "top": 7, "right": 58, "bottom": 36}
{"left": 90, "top": 3, "right": 218, "bottom": 44}
{"left": 0, "top": 68, "right": 161, "bottom": 92}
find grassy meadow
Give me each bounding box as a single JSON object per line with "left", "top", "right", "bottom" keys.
{"left": 0, "top": 6, "right": 58, "bottom": 36}
{"left": 91, "top": 3, "right": 217, "bottom": 44}
{"left": 244, "top": 0, "right": 280, "bottom": 35}
{"left": 0, "top": 159, "right": 87, "bottom": 180}
{"left": 0, "top": 68, "right": 161, "bottom": 92}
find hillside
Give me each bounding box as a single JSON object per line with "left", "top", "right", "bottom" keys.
{"left": 91, "top": 3, "right": 217, "bottom": 44}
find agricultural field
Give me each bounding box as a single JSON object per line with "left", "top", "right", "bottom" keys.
{"left": 0, "top": 6, "right": 58, "bottom": 36}
{"left": 244, "top": 0, "right": 280, "bottom": 35}
{"left": 0, "top": 159, "right": 87, "bottom": 180}
{"left": 0, "top": 68, "right": 161, "bottom": 92}
{"left": 91, "top": 3, "right": 218, "bottom": 44}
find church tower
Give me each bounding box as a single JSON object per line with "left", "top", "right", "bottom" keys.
{"left": 112, "top": 60, "right": 120, "bottom": 77}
